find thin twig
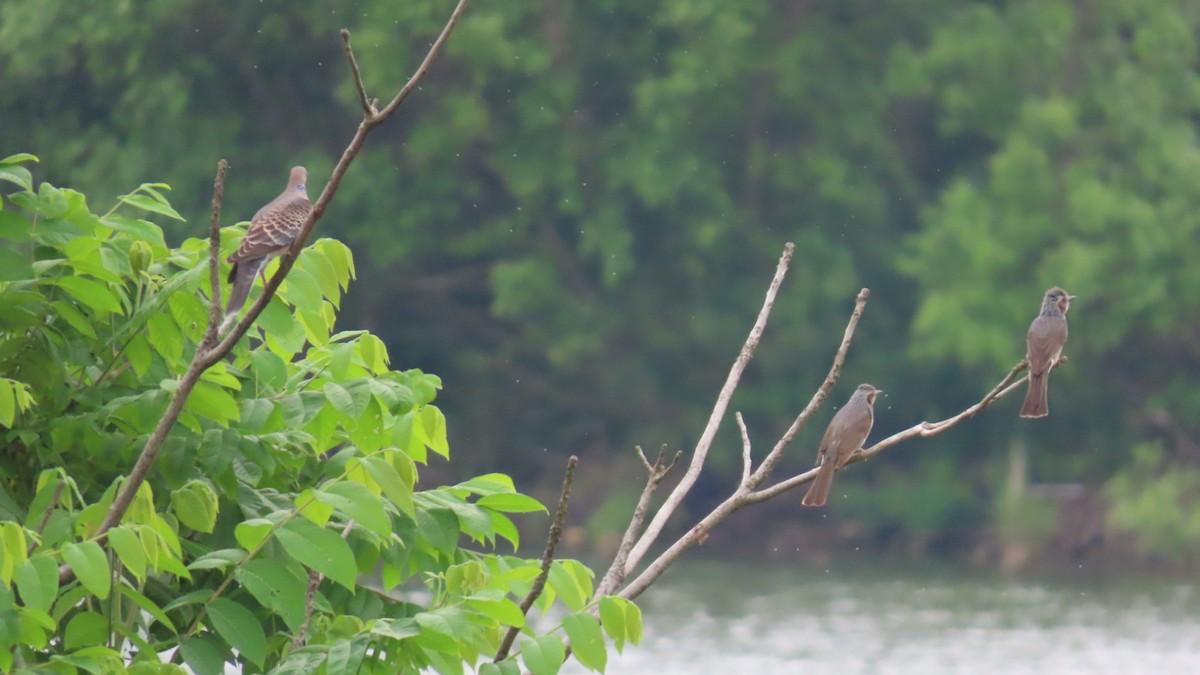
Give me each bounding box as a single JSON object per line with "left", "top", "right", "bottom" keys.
{"left": 202, "top": 159, "right": 228, "bottom": 350}
{"left": 494, "top": 456, "right": 578, "bottom": 663}
{"left": 736, "top": 413, "right": 752, "bottom": 485}
{"left": 341, "top": 30, "right": 375, "bottom": 116}
{"left": 624, "top": 242, "right": 794, "bottom": 575}
{"left": 596, "top": 446, "right": 681, "bottom": 597}
{"left": 376, "top": 0, "right": 470, "bottom": 119}
{"left": 59, "top": 0, "right": 471, "bottom": 586}
{"left": 292, "top": 570, "right": 321, "bottom": 649}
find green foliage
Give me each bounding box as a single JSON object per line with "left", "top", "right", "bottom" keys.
{"left": 0, "top": 156, "right": 639, "bottom": 672}
{"left": 1106, "top": 443, "right": 1200, "bottom": 562}
{"left": 6, "top": 0, "right": 1200, "bottom": 561}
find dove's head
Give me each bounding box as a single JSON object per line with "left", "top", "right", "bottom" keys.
{"left": 288, "top": 166, "right": 308, "bottom": 193}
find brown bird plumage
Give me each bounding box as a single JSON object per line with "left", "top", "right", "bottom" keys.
{"left": 1020, "top": 287, "right": 1073, "bottom": 418}
{"left": 802, "top": 383, "right": 881, "bottom": 507}
{"left": 222, "top": 166, "right": 312, "bottom": 331}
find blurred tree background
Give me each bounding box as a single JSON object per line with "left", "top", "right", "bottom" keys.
{"left": 3, "top": 0, "right": 1199, "bottom": 565}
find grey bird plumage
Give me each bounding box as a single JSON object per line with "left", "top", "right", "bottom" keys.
{"left": 802, "top": 383, "right": 881, "bottom": 507}
{"left": 222, "top": 166, "right": 312, "bottom": 332}
{"left": 1020, "top": 287, "right": 1074, "bottom": 418}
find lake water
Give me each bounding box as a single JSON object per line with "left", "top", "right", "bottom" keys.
{"left": 562, "top": 558, "right": 1200, "bottom": 674}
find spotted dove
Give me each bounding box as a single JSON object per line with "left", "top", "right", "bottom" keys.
{"left": 222, "top": 166, "right": 312, "bottom": 331}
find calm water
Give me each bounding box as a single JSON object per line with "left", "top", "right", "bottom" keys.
{"left": 562, "top": 559, "right": 1200, "bottom": 674}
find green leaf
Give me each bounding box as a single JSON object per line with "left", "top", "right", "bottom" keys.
{"left": 0, "top": 248, "right": 33, "bottom": 282}
{"left": 170, "top": 480, "right": 219, "bottom": 533}
{"left": 562, "top": 612, "right": 607, "bottom": 672}
{"left": 15, "top": 555, "right": 58, "bottom": 613}
{"left": 599, "top": 595, "right": 642, "bottom": 652}
{"left": 51, "top": 299, "right": 97, "bottom": 338}
{"left": 0, "top": 165, "right": 33, "bottom": 191}
{"left": 323, "top": 382, "right": 356, "bottom": 417}
{"left": 419, "top": 405, "right": 450, "bottom": 458}
{"left": 180, "top": 634, "right": 227, "bottom": 675}
{"left": 357, "top": 334, "right": 390, "bottom": 373}
{"left": 207, "top": 597, "right": 267, "bottom": 667}
{"left": 481, "top": 662, "right": 522, "bottom": 675}
{"left": 115, "top": 583, "right": 176, "bottom": 633}
{"left": 0, "top": 210, "right": 31, "bottom": 242}
{"left": 102, "top": 215, "right": 167, "bottom": 247}
{"left": 370, "top": 617, "right": 421, "bottom": 641}
{"left": 547, "top": 561, "right": 588, "bottom": 612}
{"left": 361, "top": 456, "right": 415, "bottom": 518}
{"left": 249, "top": 349, "right": 288, "bottom": 393}
{"left": 147, "top": 312, "right": 184, "bottom": 365}
{"left": 0, "top": 381, "right": 14, "bottom": 428}
{"left": 62, "top": 541, "right": 110, "bottom": 599}
{"left": 234, "top": 518, "right": 274, "bottom": 552}
{"left": 324, "top": 635, "right": 370, "bottom": 674}
{"left": 466, "top": 597, "right": 525, "bottom": 627}
{"left": 477, "top": 493, "right": 547, "bottom": 514}
{"left": 235, "top": 559, "right": 307, "bottom": 632}
{"left": 64, "top": 610, "right": 108, "bottom": 649}
{"left": 119, "top": 193, "right": 184, "bottom": 221}
{"left": 188, "top": 549, "right": 246, "bottom": 571}
{"left": 276, "top": 517, "right": 358, "bottom": 589}
{"left": 415, "top": 508, "right": 460, "bottom": 557}
{"left": 521, "top": 634, "right": 565, "bottom": 675}
{"left": 107, "top": 526, "right": 147, "bottom": 581}
{"left": 279, "top": 267, "right": 324, "bottom": 314}
{"left": 316, "top": 481, "right": 391, "bottom": 537}
{"left": 185, "top": 380, "right": 241, "bottom": 427}
{"left": 52, "top": 276, "right": 123, "bottom": 315}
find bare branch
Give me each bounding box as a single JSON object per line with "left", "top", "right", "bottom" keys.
{"left": 746, "top": 287, "right": 871, "bottom": 488}
{"left": 341, "top": 30, "right": 376, "bottom": 116}
{"left": 615, "top": 288, "right": 870, "bottom": 601}
{"left": 495, "top": 456, "right": 578, "bottom": 663}
{"left": 202, "top": 159, "right": 228, "bottom": 349}
{"left": 624, "top": 242, "right": 794, "bottom": 575}
{"left": 377, "top": 0, "right": 471, "bottom": 119}
{"left": 596, "top": 446, "right": 681, "bottom": 597}
{"left": 291, "top": 569, "right": 321, "bottom": 650}
{"left": 736, "top": 412, "right": 752, "bottom": 485}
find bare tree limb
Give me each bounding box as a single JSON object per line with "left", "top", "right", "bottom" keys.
{"left": 615, "top": 287, "right": 869, "bottom": 601}
{"left": 201, "top": 159, "right": 228, "bottom": 350}
{"left": 60, "top": 0, "right": 471, "bottom": 586}
{"left": 624, "top": 242, "right": 794, "bottom": 575}
{"left": 596, "top": 446, "right": 681, "bottom": 597}
{"left": 495, "top": 456, "right": 578, "bottom": 663}
{"left": 736, "top": 412, "right": 752, "bottom": 485}
{"left": 341, "top": 29, "right": 376, "bottom": 116}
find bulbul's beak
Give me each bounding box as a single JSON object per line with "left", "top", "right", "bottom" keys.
{"left": 1068, "top": 295, "right": 1077, "bottom": 301}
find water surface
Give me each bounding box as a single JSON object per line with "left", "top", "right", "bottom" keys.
{"left": 563, "top": 558, "right": 1200, "bottom": 674}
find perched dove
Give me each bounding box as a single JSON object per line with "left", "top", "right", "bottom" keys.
{"left": 222, "top": 166, "right": 312, "bottom": 331}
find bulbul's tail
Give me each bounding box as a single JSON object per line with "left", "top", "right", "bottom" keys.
{"left": 1020, "top": 372, "right": 1049, "bottom": 418}
{"left": 802, "top": 460, "right": 837, "bottom": 507}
